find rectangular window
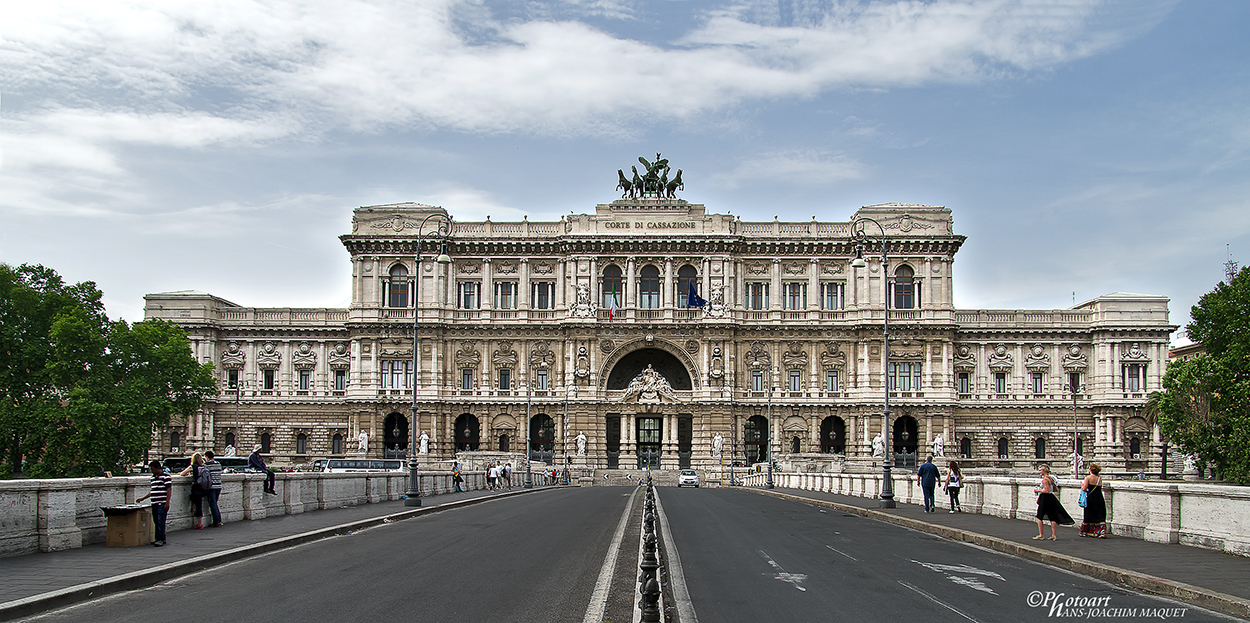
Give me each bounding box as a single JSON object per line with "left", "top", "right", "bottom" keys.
{"left": 747, "top": 283, "right": 769, "bottom": 310}
{"left": 1031, "top": 372, "right": 1043, "bottom": 394}
{"left": 783, "top": 283, "right": 807, "bottom": 310}
{"left": 535, "top": 369, "right": 548, "bottom": 391}
{"left": 751, "top": 370, "right": 764, "bottom": 392}
{"left": 299, "top": 369, "right": 310, "bottom": 391}
{"left": 334, "top": 369, "right": 346, "bottom": 391}
{"left": 957, "top": 372, "right": 970, "bottom": 394}
{"left": 994, "top": 372, "right": 1007, "bottom": 394}
{"left": 381, "top": 361, "right": 413, "bottom": 389}
{"left": 825, "top": 370, "right": 839, "bottom": 392}
{"left": 498, "top": 368, "right": 511, "bottom": 390}
{"left": 887, "top": 362, "right": 922, "bottom": 392}
{"left": 494, "top": 282, "right": 517, "bottom": 309}
{"left": 262, "top": 369, "right": 275, "bottom": 390}
{"left": 788, "top": 370, "right": 802, "bottom": 392}
{"left": 531, "top": 282, "right": 554, "bottom": 310}
{"left": 461, "top": 368, "right": 473, "bottom": 390}
{"left": 458, "top": 282, "right": 481, "bottom": 309}
{"left": 227, "top": 369, "right": 239, "bottom": 390}
{"left": 820, "top": 282, "right": 845, "bottom": 310}
{"left": 1124, "top": 364, "right": 1146, "bottom": 392}
{"left": 1068, "top": 372, "right": 1081, "bottom": 394}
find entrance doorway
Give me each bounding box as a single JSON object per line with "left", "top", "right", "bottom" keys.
{"left": 499, "top": 434, "right": 509, "bottom": 452}
{"left": 605, "top": 415, "right": 621, "bottom": 469}
{"left": 821, "top": 416, "right": 846, "bottom": 454}
{"left": 383, "top": 413, "right": 409, "bottom": 459}
{"left": 678, "top": 415, "right": 693, "bottom": 469}
{"left": 455, "top": 413, "right": 480, "bottom": 451}
{"left": 637, "top": 416, "right": 661, "bottom": 469}
{"left": 744, "top": 415, "right": 768, "bottom": 465}
{"left": 530, "top": 414, "right": 554, "bottom": 462}
{"left": 893, "top": 415, "right": 918, "bottom": 468}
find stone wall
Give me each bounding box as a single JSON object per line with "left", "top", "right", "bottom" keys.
{"left": 0, "top": 470, "right": 483, "bottom": 559}
{"left": 740, "top": 472, "right": 1250, "bottom": 556}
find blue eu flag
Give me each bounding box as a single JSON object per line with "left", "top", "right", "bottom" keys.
{"left": 688, "top": 283, "right": 706, "bottom": 308}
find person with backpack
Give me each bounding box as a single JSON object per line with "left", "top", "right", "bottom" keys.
{"left": 204, "top": 450, "right": 224, "bottom": 527}
{"left": 452, "top": 462, "right": 463, "bottom": 492}
{"left": 944, "top": 460, "right": 963, "bottom": 513}
{"left": 1033, "top": 464, "right": 1074, "bottom": 540}
{"left": 179, "top": 453, "right": 211, "bottom": 530}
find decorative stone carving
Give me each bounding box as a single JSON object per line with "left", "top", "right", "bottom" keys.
{"left": 883, "top": 214, "right": 934, "bottom": 233}
{"left": 493, "top": 341, "right": 518, "bottom": 368}
{"left": 496, "top": 261, "right": 517, "bottom": 274}
{"left": 872, "top": 433, "right": 884, "bottom": 457}
{"left": 1121, "top": 342, "right": 1149, "bottom": 362}
{"left": 221, "top": 342, "right": 246, "bottom": 369}
{"left": 704, "top": 284, "right": 726, "bottom": 319}
{"left": 784, "top": 262, "right": 806, "bottom": 275}
{"left": 746, "top": 341, "right": 771, "bottom": 369}
{"left": 1025, "top": 344, "right": 1051, "bottom": 372}
{"left": 370, "top": 214, "right": 420, "bottom": 233}
{"left": 530, "top": 341, "right": 556, "bottom": 368}
{"left": 575, "top": 346, "right": 590, "bottom": 378}
{"left": 419, "top": 431, "right": 429, "bottom": 454}
{"left": 747, "top": 262, "right": 768, "bottom": 275}
{"left": 820, "top": 342, "right": 846, "bottom": 370}
{"left": 685, "top": 340, "right": 699, "bottom": 354}
{"left": 380, "top": 347, "right": 413, "bottom": 358}
{"left": 533, "top": 261, "right": 554, "bottom": 275}
{"left": 256, "top": 341, "right": 281, "bottom": 370}
{"left": 618, "top": 364, "right": 680, "bottom": 404}
{"left": 576, "top": 432, "right": 587, "bottom": 455}
{"left": 987, "top": 343, "right": 1013, "bottom": 372}
{"left": 600, "top": 339, "right": 615, "bottom": 354}
{"left": 458, "top": 262, "right": 480, "bottom": 275}
{"left": 953, "top": 344, "right": 976, "bottom": 372}
{"left": 821, "top": 262, "right": 844, "bottom": 275}
{"left": 570, "top": 284, "right": 597, "bottom": 319}
{"left": 455, "top": 341, "right": 481, "bottom": 369}
{"left": 293, "top": 342, "right": 317, "bottom": 370}
{"left": 932, "top": 434, "right": 944, "bottom": 458}
{"left": 783, "top": 342, "right": 808, "bottom": 370}
{"left": 357, "top": 430, "right": 368, "bottom": 453}
{"left": 709, "top": 346, "right": 725, "bottom": 383}
{"left": 328, "top": 343, "right": 351, "bottom": 370}
{"left": 889, "top": 347, "right": 923, "bottom": 360}
{"left": 713, "top": 433, "right": 723, "bottom": 457}
{"left": 1062, "top": 344, "right": 1088, "bottom": 372}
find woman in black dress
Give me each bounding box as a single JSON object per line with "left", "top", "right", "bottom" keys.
{"left": 1079, "top": 463, "right": 1107, "bottom": 538}
{"left": 1034, "top": 464, "right": 1074, "bottom": 540}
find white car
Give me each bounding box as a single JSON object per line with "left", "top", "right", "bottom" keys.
{"left": 676, "top": 469, "right": 699, "bottom": 488}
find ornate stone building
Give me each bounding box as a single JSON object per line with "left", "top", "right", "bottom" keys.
{"left": 145, "top": 194, "right": 1176, "bottom": 474}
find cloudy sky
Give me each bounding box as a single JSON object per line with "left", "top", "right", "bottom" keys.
{"left": 3, "top": 0, "right": 1247, "bottom": 342}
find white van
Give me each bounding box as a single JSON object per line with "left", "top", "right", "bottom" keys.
{"left": 318, "top": 458, "right": 407, "bottom": 473}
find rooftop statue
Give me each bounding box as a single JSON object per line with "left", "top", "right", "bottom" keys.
{"left": 617, "top": 153, "right": 683, "bottom": 199}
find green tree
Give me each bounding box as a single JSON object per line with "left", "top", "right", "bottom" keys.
{"left": 1156, "top": 265, "right": 1250, "bottom": 483}
{"left": 0, "top": 263, "right": 216, "bottom": 478}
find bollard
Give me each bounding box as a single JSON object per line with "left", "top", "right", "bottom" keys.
{"left": 641, "top": 577, "right": 661, "bottom": 622}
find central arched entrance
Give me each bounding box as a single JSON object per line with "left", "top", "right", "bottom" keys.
{"left": 606, "top": 348, "right": 693, "bottom": 390}
{"left": 637, "top": 415, "right": 662, "bottom": 468}
{"left": 744, "top": 415, "right": 769, "bottom": 465}
{"left": 383, "top": 412, "right": 409, "bottom": 459}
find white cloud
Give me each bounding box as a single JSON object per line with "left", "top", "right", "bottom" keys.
{"left": 715, "top": 149, "right": 864, "bottom": 188}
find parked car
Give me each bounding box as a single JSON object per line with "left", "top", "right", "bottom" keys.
{"left": 163, "top": 456, "right": 258, "bottom": 474}
{"left": 677, "top": 469, "right": 699, "bottom": 488}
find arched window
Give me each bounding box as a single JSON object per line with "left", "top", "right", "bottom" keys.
{"left": 602, "top": 265, "right": 623, "bottom": 308}
{"left": 170, "top": 431, "right": 180, "bottom": 452}
{"left": 1129, "top": 437, "right": 1141, "bottom": 458}
{"left": 997, "top": 437, "right": 1009, "bottom": 459}
{"left": 676, "top": 265, "right": 698, "bottom": 307}
{"left": 1035, "top": 437, "right": 1046, "bottom": 459}
{"left": 820, "top": 417, "right": 846, "bottom": 454}
{"left": 296, "top": 433, "right": 307, "bottom": 455}
{"left": 960, "top": 437, "right": 972, "bottom": 459}
{"left": 388, "top": 265, "right": 409, "bottom": 308}
{"left": 640, "top": 265, "right": 660, "bottom": 308}
{"left": 260, "top": 432, "right": 271, "bottom": 454}
{"left": 332, "top": 433, "right": 343, "bottom": 455}
{"left": 893, "top": 265, "right": 916, "bottom": 309}
{"left": 224, "top": 431, "right": 235, "bottom": 450}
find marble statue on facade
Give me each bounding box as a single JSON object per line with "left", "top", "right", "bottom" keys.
{"left": 704, "top": 284, "right": 726, "bottom": 318}
{"left": 713, "top": 433, "right": 724, "bottom": 457}
{"left": 932, "top": 434, "right": 944, "bottom": 458}
{"left": 872, "top": 433, "right": 885, "bottom": 458}
{"left": 223, "top": 445, "right": 236, "bottom": 457}
{"left": 358, "top": 430, "right": 369, "bottom": 453}
{"left": 419, "top": 431, "right": 429, "bottom": 454}
{"left": 576, "top": 431, "right": 587, "bottom": 455}
{"left": 570, "top": 284, "right": 597, "bottom": 319}
{"left": 618, "top": 364, "right": 680, "bottom": 403}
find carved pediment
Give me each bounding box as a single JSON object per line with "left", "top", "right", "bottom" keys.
{"left": 821, "top": 342, "right": 847, "bottom": 370}
{"left": 256, "top": 341, "right": 281, "bottom": 370}
{"left": 328, "top": 343, "right": 351, "bottom": 370}
{"left": 221, "top": 342, "right": 246, "bottom": 370}
{"left": 618, "top": 364, "right": 681, "bottom": 404}
{"left": 782, "top": 342, "right": 808, "bottom": 369}
{"left": 455, "top": 341, "right": 481, "bottom": 369}
{"left": 493, "top": 341, "right": 518, "bottom": 368}
{"left": 953, "top": 344, "right": 976, "bottom": 372}
{"left": 529, "top": 341, "right": 556, "bottom": 368}
{"left": 292, "top": 342, "right": 317, "bottom": 370}
{"left": 1121, "top": 342, "right": 1149, "bottom": 362}
{"left": 1025, "top": 344, "right": 1051, "bottom": 372}
{"left": 747, "top": 341, "right": 771, "bottom": 368}
{"left": 1062, "top": 344, "right": 1088, "bottom": 372}
{"left": 987, "top": 343, "right": 1013, "bottom": 372}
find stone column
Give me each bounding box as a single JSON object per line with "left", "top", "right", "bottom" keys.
{"left": 520, "top": 258, "right": 530, "bottom": 310}
{"left": 770, "top": 259, "right": 782, "bottom": 311}
{"left": 663, "top": 258, "right": 674, "bottom": 309}
{"left": 482, "top": 258, "right": 493, "bottom": 311}
{"left": 808, "top": 259, "right": 819, "bottom": 311}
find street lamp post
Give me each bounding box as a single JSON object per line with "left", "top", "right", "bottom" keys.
{"left": 1069, "top": 372, "right": 1083, "bottom": 477}
{"left": 525, "top": 342, "right": 549, "bottom": 489}
{"left": 563, "top": 384, "right": 577, "bottom": 480}
{"left": 765, "top": 365, "right": 775, "bottom": 489}
{"left": 405, "top": 214, "right": 452, "bottom": 507}
{"left": 851, "top": 217, "right": 895, "bottom": 508}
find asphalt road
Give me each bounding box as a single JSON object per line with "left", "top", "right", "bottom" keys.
{"left": 18, "top": 486, "right": 1238, "bottom": 623}
{"left": 659, "top": 487, "right": 1236, "bottom": 623}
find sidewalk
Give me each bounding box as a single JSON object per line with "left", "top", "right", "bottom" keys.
{"left": 748, "top": 485, "right": 1250, "bottom": 618}
{"left": 0, "top": 486, "right": 547, "bottom": 620}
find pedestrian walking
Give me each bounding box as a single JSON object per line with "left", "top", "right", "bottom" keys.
{"left": 248, "top": 444, "right": 276, "bottom": 494}
{"left": 136, "top": 460, "right": 172, "bottom": 547}
{"left": 179, "top": 453, "right": 210, "bottom": 529}
{"left": 916, "top": 455, "right": 940, "bottom": 513}
{"left": 1079, "top": 463, "right": 1107, "bottom": 538}
{"left": 943, "top": 460, "right": 963, "bottom": 512}
{"left": 503, "top": 463, "right": 513, "bottom": 489}
{"left": 1034, "top": 464, "right": 1074, "bottom": 540}
{"left": 204, "top": 450, "right": 224, "bottom": 527}
{"left": 487, "top": 463, "right": 498, "bottom": 490}
{"left": 452, "top": 462, "right": 464, "bottom": 493}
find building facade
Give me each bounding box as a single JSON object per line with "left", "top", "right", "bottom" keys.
{"left": 145, "top": 196, "right": 1176, "bottom": 474}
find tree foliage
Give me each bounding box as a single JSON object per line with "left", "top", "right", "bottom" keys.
{"left": 0, "top": 263, "right": 216, "bottom": 478}
{"left": 1156, "top": 265, "right": 1250, "bottom": 483}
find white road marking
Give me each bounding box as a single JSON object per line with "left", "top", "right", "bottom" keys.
{"left": 898, "top": 580, "right": 982, "bottom": 623}
{"left": 653, "top": 491, "right": 698, "bottom": 623}
{"left": 758, "top": 550, "right": 808, "bottom": 591}
{"left": 825, "top": 544, "right": 858, "bottom": 562}
{"left": 583, "top": 487, "right": 639, "bottom": 623}
{"left": 911, "top": 560, "right": 1006, "bottom": 596}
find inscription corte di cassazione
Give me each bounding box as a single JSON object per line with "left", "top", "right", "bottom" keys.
{"left": 605, "top": 221, "right": 696, "bottom": 229}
